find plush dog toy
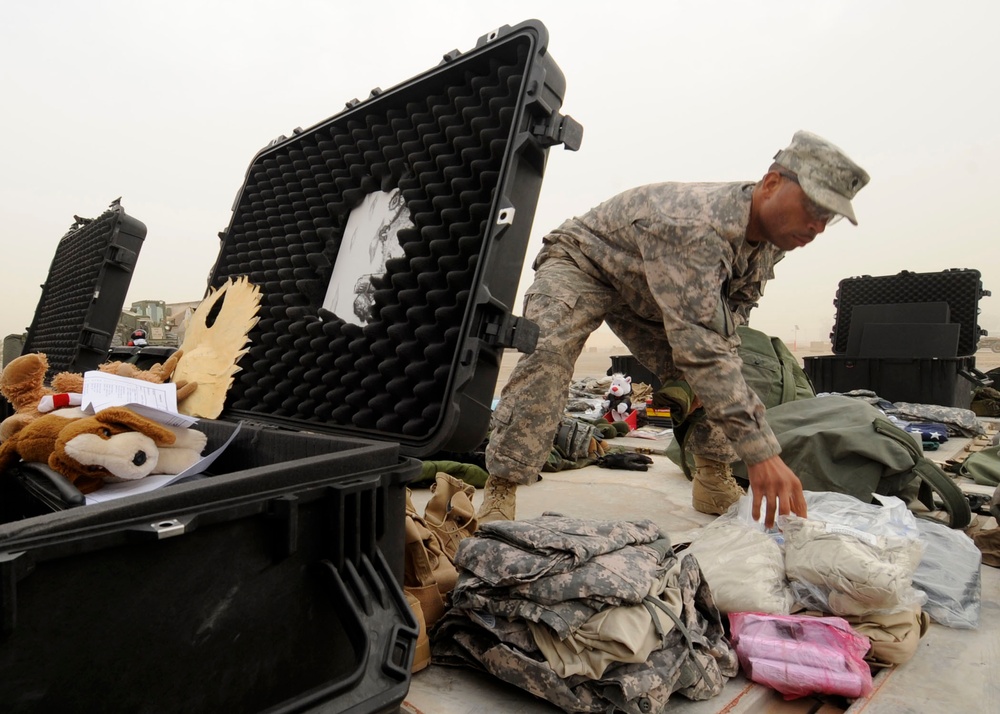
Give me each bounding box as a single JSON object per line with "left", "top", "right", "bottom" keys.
{"left": 602, "top": 373, "right": 634, "bottom": 422}
{"left": 0, "top": 351, "right": 197, "bottom": 443}
{"left": 0, "top": 406, "right": 208, "bottom": 494}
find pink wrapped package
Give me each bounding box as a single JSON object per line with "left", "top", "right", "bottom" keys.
{"left": 729, "top": 612, "right": 873, "bottom": 700}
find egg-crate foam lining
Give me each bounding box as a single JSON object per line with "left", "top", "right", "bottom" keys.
{"left": 25, "top": 206, "right": 140, "bottom": 377}
{"left": 212, "top": 36, "right": 533, "bottom": 444}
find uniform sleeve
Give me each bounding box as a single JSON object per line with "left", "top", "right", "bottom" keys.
{"left": 635, "top": 219, "right": 781, "bottom": 465}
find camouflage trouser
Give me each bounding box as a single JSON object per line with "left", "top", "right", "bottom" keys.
{"left": 485, "top": 254, "right": 735, "bottom": 485}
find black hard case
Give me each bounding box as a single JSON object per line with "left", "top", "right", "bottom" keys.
{"left": 211, "top": 20, "right": 578, "bottom": 458}
{"left": 22, "top": 201, "right": 146, "bottom": 378}
{"left": 803, "top": 269, "right": 992, "bottom": 407}
{"left": 0, "top": 20, "right": 574, "bottom": 714}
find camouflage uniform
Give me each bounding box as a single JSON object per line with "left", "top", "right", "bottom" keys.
{"left": 487, "top": 181, "right": 784, "bottom": 484}
{"left": 432, "top": 515, "right": 737, "bottom": 711}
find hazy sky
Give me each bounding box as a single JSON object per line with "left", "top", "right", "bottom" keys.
{"left": 2, "top": 0, "right": 998, "bottom": 349}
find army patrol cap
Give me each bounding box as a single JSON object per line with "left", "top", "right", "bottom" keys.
{"left": 773, "top": 130, "right": 870, "bottom": 225}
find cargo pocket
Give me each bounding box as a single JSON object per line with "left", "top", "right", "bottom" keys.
{"left": 491, "top": 394, "right": 517, "bottom": 430}
{"left": 708, "top": 293, "right": 737, "bottom": 339}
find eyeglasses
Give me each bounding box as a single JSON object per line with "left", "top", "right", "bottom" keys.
{"left": 777, "top": 171, "right": 842, "bottom": 225}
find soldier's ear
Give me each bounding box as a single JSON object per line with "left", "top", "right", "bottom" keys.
{"left": 757, "top": 171, "right": 784, "bottom": 200}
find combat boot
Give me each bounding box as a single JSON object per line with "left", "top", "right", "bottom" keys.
{"left": 404, "top": 590, "right": 431, "bottom": 673}
{"left": 691, "top": 455, "right": 744, "bottom": 515}
{"left": 477, "top": 477, "right": 517, "bottom": 523}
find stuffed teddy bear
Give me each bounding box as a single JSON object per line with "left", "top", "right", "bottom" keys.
{"left": 602, "top": 373, "right": 633, "bottom": 422}
{"left": 0, "top": 406, "right": 208, "bottom": 494}
{"left": 0, "top": 353, "right": 80, "bottom": 443}
{"left": 0, "top": 350, "right": 197, "bottom": 443}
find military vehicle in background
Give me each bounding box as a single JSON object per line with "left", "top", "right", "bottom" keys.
{"left": 980, "top": 336, "right": 1000, "bottom": 352}
{"left": 113, "top": 300, "right": 180, "bottom": 348}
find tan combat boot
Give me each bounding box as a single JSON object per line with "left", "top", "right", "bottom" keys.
{"left": 691, "top": 455, "right": 745, "bottom": 515}
{"left": 476, "top": 477, "right": 517, "bottom": 523}
{"left": 404, "top": 590, "right": 431, "bottom": 673}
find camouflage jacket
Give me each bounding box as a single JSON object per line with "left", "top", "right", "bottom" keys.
{"left": 435, "top": 516, "right": 737, "bottom": 711}
{"left": 538, "top": 181, "right": 785, "bottom": 465}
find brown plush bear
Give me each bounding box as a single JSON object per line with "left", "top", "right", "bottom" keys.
{"left": 0, "top": 406, "right": 207, "bottom": 494}
{"left": 0, "top": 353, "right": 71, "bottom": 443}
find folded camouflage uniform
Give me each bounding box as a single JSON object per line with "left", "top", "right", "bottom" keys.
{"left": 433, "top": 515, "right": 737, "bottom": 712}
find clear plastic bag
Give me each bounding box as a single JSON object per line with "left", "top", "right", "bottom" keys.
{"left": 729, "top": 612, "right": 873, "bottom": 700}
{"left": 686, "top": 519, "right": 793, "bottom": 615}
{"left": 911, "top": 517, "right": 981, "bottom": 628}
{"left": 782, "top": 512, "right": 926, "bottom": 617}
{"left": 795, "top": 491, "right": 980, "bottom": 626}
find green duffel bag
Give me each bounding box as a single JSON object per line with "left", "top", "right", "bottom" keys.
{"left": 663, "top": 326, "right": 814, "bottom": 476}
{"left": 733, "top": 395, "right": 971, "bottom": 529}
{"left": 958, "top": 445, "right": 1000, "bottom": 487}
{"left": 736, "top": 326, "right": 815, "bottom": 409}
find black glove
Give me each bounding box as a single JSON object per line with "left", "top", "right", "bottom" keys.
{"left": 597, "top": 452, "right": 654, "bottom": 471}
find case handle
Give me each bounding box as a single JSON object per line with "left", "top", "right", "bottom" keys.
{"left": 959, "top": 365, "right": 993, "bottom": 388}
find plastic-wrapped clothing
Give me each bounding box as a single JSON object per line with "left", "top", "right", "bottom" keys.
{"left": 684, "top": 519, "right": 793, "bottom": 614}
{"left": 783, "top": 516, "right": 925, "bottom": 616}
{"left": 914, "top": 517, "right": 981, "bottom": 628}
{"left": 801, "top": 491, "right": 981, "bottom": 628}
{"left": 729, "top": 612, "right": 873, "bottom": 700}
{"left": 887, "top": 402, "right": 985, "bottom": 437}
{"left": 844, "top": 608, "right": 929, "bottom": 667}
{"left": 433, "top": 515, "right": 738, "bottom": 712}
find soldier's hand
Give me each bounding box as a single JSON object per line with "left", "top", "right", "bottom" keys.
{"left": 745, "top": 455, "right": 807, "bottom": 529}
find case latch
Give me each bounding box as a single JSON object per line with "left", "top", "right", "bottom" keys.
{"left": 532, "top": 113, "right": 583, "bottom": 151}
{"left": 483, "top": 314, "right": 538, "bottom": 354}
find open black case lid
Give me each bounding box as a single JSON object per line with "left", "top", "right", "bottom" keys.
{"left": 210, "top": 20, "right": 581, "bottom": 457}
{"left": 21, "top": 200, "right": 146, "bottom": 379}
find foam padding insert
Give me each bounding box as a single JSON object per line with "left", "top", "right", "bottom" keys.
{"left": 211, "top": 30, "right": 557, "bottom": 452}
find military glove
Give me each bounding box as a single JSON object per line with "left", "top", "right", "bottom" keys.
{"left": 597, "top": 452, "right": 654, "bottom": 471}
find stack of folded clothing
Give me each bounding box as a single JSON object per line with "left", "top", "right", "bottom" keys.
{"left": 432, "top": 514, "right": 737, "bottom": 713}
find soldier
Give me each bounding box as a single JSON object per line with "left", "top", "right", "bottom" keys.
{"left": 479, "top": 130, "right": 870, "bottom": 528}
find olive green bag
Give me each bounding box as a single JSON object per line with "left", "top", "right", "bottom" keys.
{"left": 662, "top": 328, "right": 971, "bottom": 528}
{"left": 735, "top": 326, "right": 815, "bottom": 409}
{"left": 741, "top": 395, "right": 971, "bottom": 529}
{"left": 958, "top": 445, "right": 1000, "bottom": 487}
{"left": 664, "top": 326, "right": 814, "bottom": 474}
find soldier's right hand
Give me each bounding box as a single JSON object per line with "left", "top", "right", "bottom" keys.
{"left": 745, "top": 455, "right": 807, "bottom": 529}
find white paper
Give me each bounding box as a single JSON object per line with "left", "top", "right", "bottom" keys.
{"left": 82, "top": 371, "right": 178, "bottom": 412}
{"left": 85, "top": 422, "right": 243, "bottom": 505}
{"left": 81, "top": 372, "right": 198, "bottom": 427}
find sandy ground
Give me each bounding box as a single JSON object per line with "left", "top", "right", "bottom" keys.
{"left": 494, "top": 344, "right": 1000, "bottom": 399}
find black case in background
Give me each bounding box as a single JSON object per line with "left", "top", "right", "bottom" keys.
{"left": 21, "top": 200, "right": 146, "bottom": 378}
{"left": 803, "top": 268, "right": 992, "bottom": 407}
{"left": 0, "top": 19, "right": 577, "bottom": 714}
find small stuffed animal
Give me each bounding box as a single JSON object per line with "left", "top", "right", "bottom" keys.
{"left": 602, "top": 373, "right": 633, "bottom": 422}
{"left": 0, "top": 353, "right": 82, "bottom": 443}
{"left": 0, "top": 406, "right": 208, "bottom": 494}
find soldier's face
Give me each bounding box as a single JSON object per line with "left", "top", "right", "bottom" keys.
{"left": 758, "top": 173, "right": 829, "bottom": 251}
